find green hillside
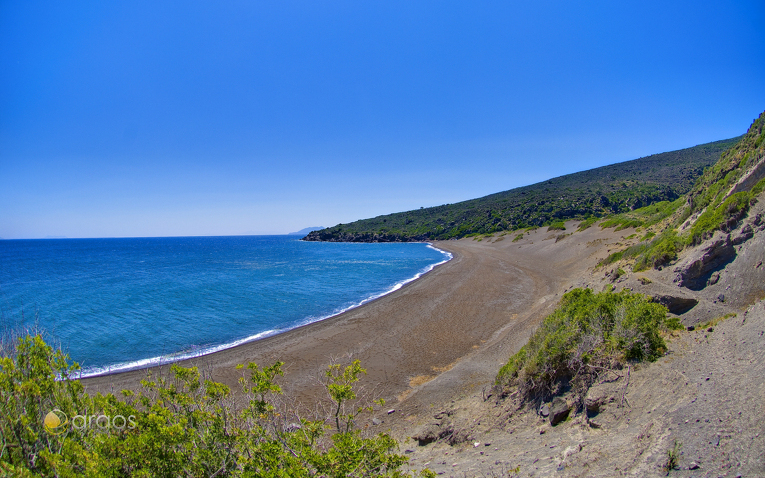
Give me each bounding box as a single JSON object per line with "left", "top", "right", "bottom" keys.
{"left": 305, "top": 137, "right": 741, "bottom": 242}
{"left": 598, "top": 110, "right": 765, "bottom": 271}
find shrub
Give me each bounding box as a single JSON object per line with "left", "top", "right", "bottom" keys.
{"left": 663, "top": 440, "right": 682, "bottom": 474}
{"left": 0, "top": 335, "right": 431, "bottom": 477}
{"left": 752, "top": 177, "right": 765, "bottom": 197}
{"left": 633, "top": 231, "right": 682, "bottom": 271}
{"left": 496, "top": 289, "right": 671, "bottom": 403}
{"left": 614, "top": 219, "right": 643, "bottom": 231}
{"left": 576, "top": 217, "right": 598, "bottom": 231}
{"left": 599, "top": 250, "right": 624, "bottom": 266}
{"left": 686, "top": 191, "right": 751, "bottom": 246}
{"left": 547, "top": 221, "right": 566, "bottom": 231}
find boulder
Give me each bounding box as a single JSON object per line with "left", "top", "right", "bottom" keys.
{"left": 412, "top": 423, "right": 442, "bottom": 446}
{"left": 731, "top": 223, "right": 754, "bottom": 245}
{"left": 549, "top": 397, "right": 571, "bottom": 426}
{"left": 584, "top": 395, "right": 604, "bottom": 415}
{"left": 585, "top": 382, "right": 617, "bottom": 415}
{"left": 412, "top": 419, "right": 455, "bottom": 446}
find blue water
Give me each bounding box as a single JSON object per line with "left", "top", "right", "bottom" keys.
{"left": 0, "top": 236, "right": 450, "bottom": 376}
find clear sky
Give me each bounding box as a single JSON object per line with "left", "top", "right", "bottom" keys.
{"left": 1, "top": 1, "right": 764, "bottom": 239}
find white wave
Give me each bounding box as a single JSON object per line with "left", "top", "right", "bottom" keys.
{"left": 77, "top": 244, "right": 453, "bottom": 379}
{"left": 76, "top": 329, "right": 279, "bottom": 378}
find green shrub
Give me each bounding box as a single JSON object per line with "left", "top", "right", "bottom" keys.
{"left": 599, "top": 217, "right": 622, "bottom": 229}
{"left": 497, "top": 289, "right": 671, "bottom": 403}
{"left": 633, "top": 231, "right": 682, "bottom": 271}
{"left": 601, "top": 217, "right": 643, "bottom": 231}
{"left": 752, "top": 177, "right": 765, "bottom": 197}
{"left": 599, "top": 239, "right": 655, "bottom": 268}
{"left": 576, "top": 217, "right": 598, "bottom": 231}
{"left": 547, "top": 221, "right": 566, "bottom": 231}
{"left": 599, "top": 250, "right": 624, "bottom": 266}
{"left": 614, "top": 219, "right": 643, "bottom": 231}
{"left": 600, "top": 199, "right": 684, "bottom": 233}
{"left": 0, "top": 335, "right": 431, "bottom": 477}
{"left": 663, "top": 440, "right": 682, "bottom": 474}
{"left": 664, "top": 316, "right": 684, "bottom": 331}
{"left": 686, "top": 191, "right": 751, "bottom": 246}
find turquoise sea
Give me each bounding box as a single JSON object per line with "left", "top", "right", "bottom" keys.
{"left": 0, "top": 236, "right": 450, "bottom": 376}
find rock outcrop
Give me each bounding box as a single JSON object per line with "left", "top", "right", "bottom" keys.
{"left": 673, "top": 231, "right": 736, "bottom": 290}
{"left": 650, "top": 293, "right": 699, "bottom": 314}
{"left": 549, "top": 397, "right": 571, "bottom": 426}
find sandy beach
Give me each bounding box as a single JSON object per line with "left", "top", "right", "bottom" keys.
{"left": 83, "top": 223, "right": 624, "bottom": 410}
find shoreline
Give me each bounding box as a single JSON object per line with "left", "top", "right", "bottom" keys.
{"left": 83, "top": 225, "right": 621, "bottom": 407}
{"left": 77, "top": 243, "right": 453, "bottom": 379}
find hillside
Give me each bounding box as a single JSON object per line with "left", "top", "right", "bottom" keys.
{"left": 395, "top": 111, "right": 765, "bottom": 477}
{"left": 594, "top": 111, "right": 765, "bottom": 273}
{"left": 304, "top": 137, "right": 740, "bottom": 242}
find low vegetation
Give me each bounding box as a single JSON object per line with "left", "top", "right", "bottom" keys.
{"left": 599, "top": 197, "right": 684, "bottom": 232}
{"left": 0, "top": 334, "right": 433, "bottom": 477}
{"left": 663, "top": 440, "right": 682, "bottom": 475}
{"left": 575, "top": 217, "right": 598, "bottom": 231}
{"left": 496, "top": 289, "right": 681, "bottom": 405}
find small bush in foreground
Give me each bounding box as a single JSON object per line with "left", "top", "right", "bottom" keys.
{"left": 0, "top": 335, "right": 432, "bottom": 477}
{"left": 497, "top": 288, "right": 675, "bottom": 404}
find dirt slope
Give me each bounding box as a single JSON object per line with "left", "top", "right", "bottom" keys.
{"left": 388, "top": 199, "right": 765, "bottom": 477}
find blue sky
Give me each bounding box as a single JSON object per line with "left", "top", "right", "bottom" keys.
{"left": 1, "top": 1, "right": 764, "bottom": 238}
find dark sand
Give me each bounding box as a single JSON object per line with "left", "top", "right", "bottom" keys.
{"left": 82, "top": 213, "right": 765, "bottom": 476}
{"left": 84, "top": 223, "right": 622, "bottom": 409}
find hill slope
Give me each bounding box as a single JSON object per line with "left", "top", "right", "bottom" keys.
{"left": 305, "top": 137, "right": 740, "bottom": 242}
{"left": 396, "top": 111, "right": 765, "bottom": 477}
{"left": 594, "top": 110, "right": 765, "bottom": 272}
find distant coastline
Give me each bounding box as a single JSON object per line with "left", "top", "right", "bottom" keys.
{"left": 288, "top": 226, "right": 325, "bottom": 235}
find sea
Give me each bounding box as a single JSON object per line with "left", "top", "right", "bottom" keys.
{"left": 0, "top": 235, "right": 451, "bottom": 377}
